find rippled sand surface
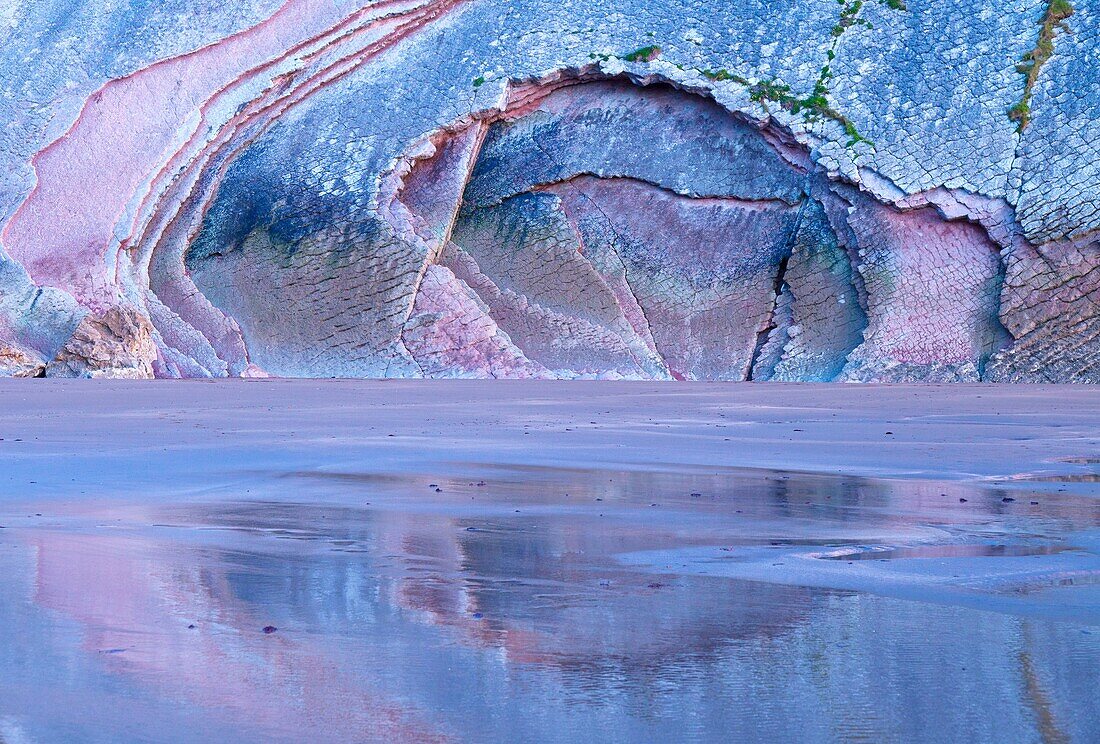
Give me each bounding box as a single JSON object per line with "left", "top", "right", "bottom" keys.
{"left": 0, "top": 381, "right": 1098, "bottom": 743}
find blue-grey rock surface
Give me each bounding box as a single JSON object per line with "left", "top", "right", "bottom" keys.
{"left": 0, "top": 0, "right": 1095, "bottom": 380}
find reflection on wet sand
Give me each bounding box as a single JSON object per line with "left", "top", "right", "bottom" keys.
{"left": 28, "top": 531, "right": 453, "bottom": 743}
{"left": 0, "top": 464, "right": 1098, "bottom": 742}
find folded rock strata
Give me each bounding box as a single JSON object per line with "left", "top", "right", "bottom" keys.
{"left": 0, "top": 0, "right": 1096, "bottom": 381}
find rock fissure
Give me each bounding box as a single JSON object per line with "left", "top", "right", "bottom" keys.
{"left": 747, "top": 253, "right": 793, "bottom": 382}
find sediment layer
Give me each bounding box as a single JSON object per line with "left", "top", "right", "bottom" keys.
{"left": 0, "top": 0, "right": 1096, "bottom": 381}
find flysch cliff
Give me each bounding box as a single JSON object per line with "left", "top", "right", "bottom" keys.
{"left": 0, "top": 0, "right": 1097, "bottom": 380}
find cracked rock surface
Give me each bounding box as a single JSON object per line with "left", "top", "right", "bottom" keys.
{"left": 0, "top": 0, "right": 1096, "bottom": 380}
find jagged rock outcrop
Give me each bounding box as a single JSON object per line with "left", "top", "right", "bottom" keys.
{"left": 0, "top": 0, "right": 1097, "bottom": 381}
{"left": 0, "top": 346, "right": 47, "bottom": 378}
{"left": 45, "top": 308, "right": 158, "bottom": 379}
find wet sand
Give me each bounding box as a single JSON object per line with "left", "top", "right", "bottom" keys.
{"left": 0, "top": 381, "right": 1098, "bottom": 742}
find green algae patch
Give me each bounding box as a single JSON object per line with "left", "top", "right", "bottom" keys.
{"left": 1010, "top": 0, "right": 1075, "bottom": 131}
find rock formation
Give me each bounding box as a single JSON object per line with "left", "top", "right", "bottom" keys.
{"left": 0, "top": 0, "right": 1096, "bottom": 380}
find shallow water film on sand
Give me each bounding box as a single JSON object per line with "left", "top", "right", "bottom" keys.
{"left": 0, "top": 382, "right": 1098, "bottom": 742}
